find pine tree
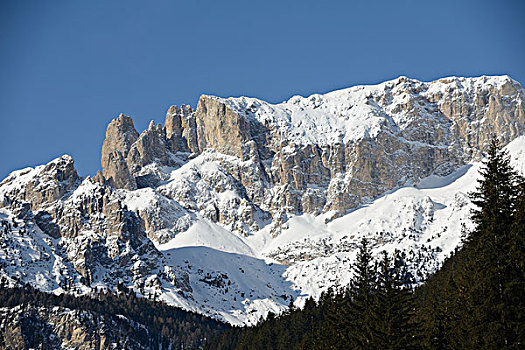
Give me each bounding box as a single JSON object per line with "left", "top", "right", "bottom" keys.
{"left": 315, "top": 288, "right": 350, "bottom": 349}
{"left": 458, "top": 137, "right": 522, "bottom": 348}
{"left": 504, "top": 176, "right": 525, "bottom": 347}
{"left": 370, "top": 251, "right": 421, "bottom": 350}
{"left": 369, "top": 251, "right": 393, "bottom": 348}
{"left": 347, "top": 237, "right": 376, "bottom": 349}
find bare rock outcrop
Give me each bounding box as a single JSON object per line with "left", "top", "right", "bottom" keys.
{"left": 100, "top": 114, "right": 139, "bottom": 190}
{"left": 101, "top": 106, "right": 201, "bottom": 189}
{"left": 0, "top": 154, "right": 159, "bottom": 281}
{"left": 94, "top": 75, "right": 525, "bottom": 236}
{"left": 195, "top": 95, "right": 260, "bottom": 159}
{"left": 0, "top": 155, "right": 79, "bottom": 214}
{"left": 165, "top": 104, "right": 197, "bottom": 153}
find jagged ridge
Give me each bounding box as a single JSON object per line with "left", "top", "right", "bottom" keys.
{"left": 0, "top": 75, "right": 524, "bottom": 325}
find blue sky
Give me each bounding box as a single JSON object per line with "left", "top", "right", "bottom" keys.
{"left": 1, "top": 0, "right": 524, "bottom": 179}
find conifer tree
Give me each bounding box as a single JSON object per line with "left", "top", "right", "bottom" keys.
{"left": 370, "top": 251, "right": 394, "bottom": 348}
{"left": 505, "top": 175, "right": 525, "bottom": 346}
{"left": 315, "top": 287, "right": 350, "bottom": 349}
{"left": 458, "top": 137, "right": 522, "bottom": 348}
{"left": 370, "top": 251, "right": 421, "bottom": 350}
{"left": 347, "top": 237, "right": 376, "bottom": 349}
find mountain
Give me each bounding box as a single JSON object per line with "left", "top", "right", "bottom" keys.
{"left": 0, "top": 75, "right": 524, "bottom": 325}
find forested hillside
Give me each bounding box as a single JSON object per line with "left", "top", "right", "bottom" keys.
{"left": 0, "top": 282, "right": 228, "bottom": 349}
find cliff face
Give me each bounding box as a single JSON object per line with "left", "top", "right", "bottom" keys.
{"left": 8, "top": 75, "right": 522, "bottom": 243}
{"left": 101, "top": 114, "right": 139, "bottom": 190}
{"left": 99, "top": 75, "right": 525, "bottom": 234}
{"left": 0, "top": 75, "right": 524, "bottom": 326}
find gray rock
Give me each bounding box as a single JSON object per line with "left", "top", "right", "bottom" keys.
{"left": 100, "top": 114, "right": 139, "bottom": 190}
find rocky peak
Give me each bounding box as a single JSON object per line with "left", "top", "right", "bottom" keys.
{"left": 195, "top": 95, "right": 260, "bottom": 160}
{"left": 95, "top": 76, "right": 525, "bottom": 236}
{"left": 101, "top": 114, "right": 139, "bottom": 190}
{"left": 41, "top": 155, "right": 78, "bottom": 182}
{"left": 165, "top": 104, "right": 196, "bottom": 153}
{"left": 127, "top": 119, "right": 170, "bottom": 187}
{"left": 0, "top": 155, "right": 79, "bottom": 215}
{"left": 103, "top": 114, "right": 139, "bottom": 148}
{"left": 100, "top": 106, "right": 203, "bottom": 189}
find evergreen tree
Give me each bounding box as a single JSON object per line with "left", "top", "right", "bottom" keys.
{"left": 505, "top": 176, "right": 525, "bottom": 346}
{"left": 370, "top": 251, "right": 421, "bottom": 350}
{"left": 312, "top": 287, "right": 350, "bottom": 349}
{"left": 347, "top": 237, "right": 376, "bottom": 349}
{"left": 458, "top": 137, "right": 523, "bottom": 348}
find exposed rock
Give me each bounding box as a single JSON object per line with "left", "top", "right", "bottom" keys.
{"left": 0, "top": 157, "right": 159, "bottom": 282}
{"left": 0, "top": 155, "right": 79, "bottom": 213}
{"left": 100, "top": 114, "right": 139, "bottom": 190}
{"left": 195, "top": 95, "right": 262, "bottom": 160}
{"left": 165, "top": 104, "right": 196, "bottom": 153}
{"left": 127, "top": 121, "right": 171, "bottom": 188}
{"left": 101, "top": 107, "right": 201, "bottom": 190}
{"left": 0, "top": 75, "right": 524, "bottom": 326}
{"left": 94, "top": 76, "right": 525, "bottom": 235}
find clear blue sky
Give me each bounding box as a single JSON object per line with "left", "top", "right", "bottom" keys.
{"left": 1, "top": 0, "right": 524, "bottom": 179}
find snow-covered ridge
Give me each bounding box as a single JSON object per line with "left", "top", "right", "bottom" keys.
{"left": 1, "top": 75, "right": 524, "bottom": 326}
{"left": 0, "top": 155, "right": 75, "bottom": 198}
{"left": 1, "top": 136, "right": 522, "bottom": 325}
{"left": 208, "top": 75, "right": 522, "bottom": 145}
{"left": 101, "top": 74, "right": 525, "bottom": 239}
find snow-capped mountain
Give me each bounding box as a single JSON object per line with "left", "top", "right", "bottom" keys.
{"left": 0, "top": 75, "right": 524, "bottom": 325}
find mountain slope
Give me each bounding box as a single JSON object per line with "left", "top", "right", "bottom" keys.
{"left": 0, "top": 75, "right": 524, "bottom": 325}
{"left": 0, "top": 285, "right": 228, "bottom": 349}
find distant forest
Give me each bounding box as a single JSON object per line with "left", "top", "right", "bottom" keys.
{"left": 0, "top": 281, "right": 228, "bottom": 349}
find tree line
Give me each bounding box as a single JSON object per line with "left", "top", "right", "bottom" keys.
{"left": 205, "top": 238, "right": 421, "bottom": 350}
{"left": 0, "top": 281, "right": 228, "bottom": 349}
